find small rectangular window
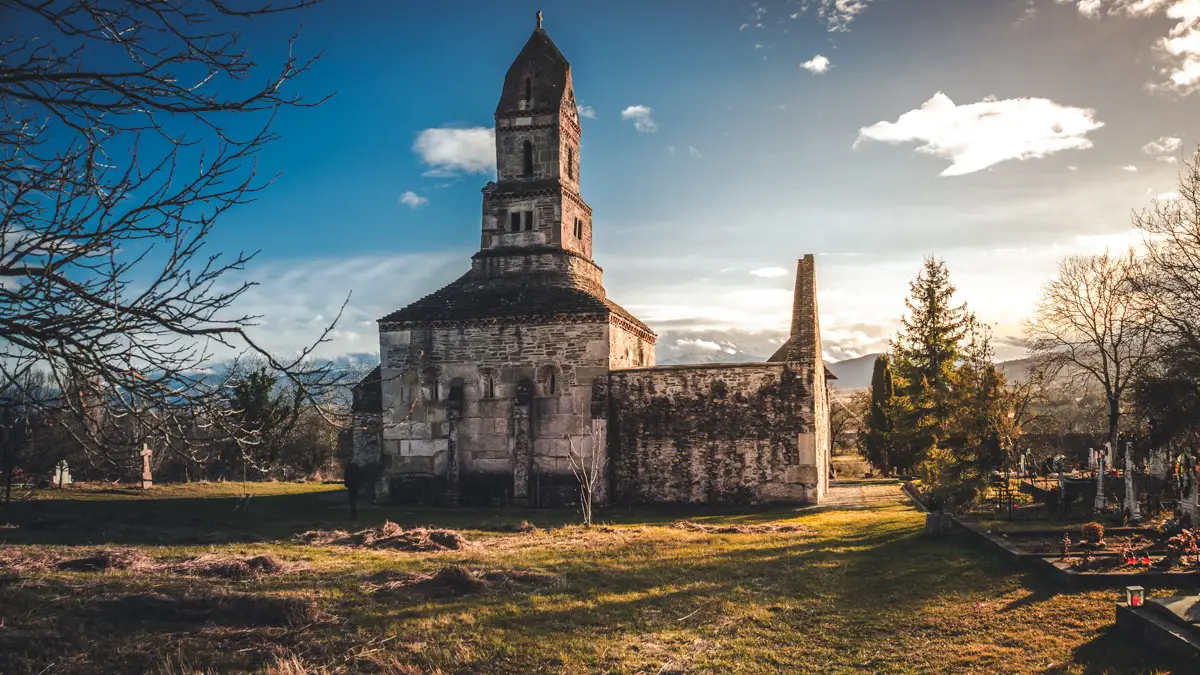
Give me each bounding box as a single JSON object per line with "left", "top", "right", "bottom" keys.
{"left": 523, "top": 211, "right": 533, "bottom": 231}
{"left": 510, "top": 212, "right": 521, "bottom": 232}
{"left": 574, "top": 218, "right": 583, "bottom": 239}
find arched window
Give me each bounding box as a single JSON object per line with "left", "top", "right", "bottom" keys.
{"left": 523, "top": 140, "right": 534, "bottom": 177}
{"left": 567, "top": 147, "right": 574, "bottom": 180}
{"left": 548, "top": 372, "right": 557, "bottom": 395}
{"left": 524, "top": 77, "right": 531, "bottom": 103}
{"left": 485, "top": 374, "right": 496, "bottom": 399}
{"left": 421, "top": 367, "right": 439, "bottom": 402}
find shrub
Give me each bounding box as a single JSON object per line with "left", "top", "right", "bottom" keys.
{"left": 1080, "top": 522, "right": 1105, "bottom": 542}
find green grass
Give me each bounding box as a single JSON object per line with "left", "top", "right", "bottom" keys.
{"left": 0, "top": 482, "right": 1193, "bottom": 674}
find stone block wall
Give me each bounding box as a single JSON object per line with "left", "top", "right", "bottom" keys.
{"left": 496, "top": 113, "right": 562, "bottom": 182}
{"left": 375, "top": 319, "right": 614, "bottom": 505}
{"left": 609, "top": 318, "right": 655, "bottom": 370}
{"left": 606, "top": 362, "right": 822, "bottom": 505}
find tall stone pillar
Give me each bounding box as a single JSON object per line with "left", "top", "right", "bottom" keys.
{"left": 512, "top": 406, "right": 531, "bottom": 504}
{"left": 1125, "top": 441, "right": 1141, "bottom": 522}
{"left": 446, "top": 413, "right": 461, "bottom": 505}
{"left": 512, "top": 378, "right": 533, "bottom": 505}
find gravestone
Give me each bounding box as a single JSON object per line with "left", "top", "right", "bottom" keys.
{"left": 139, "top": 443, "right": 153, "bottom": 489}
{"left": 1125, "top": 441, "right": 1141, "bottom": 523}
{"left": 54, "top": 461, "right": 72, "bottom": 487}
{"left": 924, "top": 512, "right": 953, "bottom": 535}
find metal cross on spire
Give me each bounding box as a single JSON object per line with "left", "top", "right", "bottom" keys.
{"left": 536, "top": 10, "right": 543, "bottom": 29}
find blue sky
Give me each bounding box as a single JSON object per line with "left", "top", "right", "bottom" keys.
{"left": 195, "top": 0, "right": 1200, "bottom": 364}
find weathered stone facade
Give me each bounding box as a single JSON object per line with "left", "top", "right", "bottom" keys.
{"left": 608, "top": 363, "right": 822, "bottom": 504}
{"left": 351, "top": 15, "right": 831, "bottom": 508}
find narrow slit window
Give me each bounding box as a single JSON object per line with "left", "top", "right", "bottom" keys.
{"left": 523, "top": 140, "right": 534, "bottom": 176}
{"left": 510, "top": 212, "right": 521, "bottom": 232}
{"left": 523, "top": 211, "right": 533, "bottom": 231}
{"left": 567, "top": 147, "right": 574, "bottom": 179}
{"left": 524, "top": 77, "right": 531, "bottom": 103}
{"left": 485, "top": 375, "right": 495, "bottom": 399}
{"left": 548, "top": 372, "right": 557, "bottom": 395}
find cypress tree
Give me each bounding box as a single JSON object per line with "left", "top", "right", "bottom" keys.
{"left": 865, "top": 355, "right": 895, "bottom": 475}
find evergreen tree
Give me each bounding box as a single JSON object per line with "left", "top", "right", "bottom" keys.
{"left": 888, "top": 257, "right": 1014, "bottom": 505}
{"left": 865, "top": 355, "right": 895, "bottom": 475}
{"left": 891, "top": 256, "right": 975, "bottom": 448}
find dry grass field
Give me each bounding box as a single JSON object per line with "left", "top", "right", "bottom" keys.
{"left": 0, "top": 481, "right": 1191, "bottom": 674}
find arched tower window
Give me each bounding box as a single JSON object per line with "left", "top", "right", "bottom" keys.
{"left": 421, "top": 367, "right": 439, "bottom": 402}
{"left": 567, "top": 147, "right": 574, "bottom": 180}
{"left": 524, "top": 76, "right": 531, "bottom": 103}
{"left": 522, "top": 140, "right": 534, "bottom": 177}
{"left": 549, "top": 372, "right": 557, "bottom": 395}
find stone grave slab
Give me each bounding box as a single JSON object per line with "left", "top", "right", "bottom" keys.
{"left": 1150, "top": 596, "right": 1200, "bottom": 628}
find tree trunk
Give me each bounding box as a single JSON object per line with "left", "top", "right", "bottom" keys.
{"left": 1108, "top": 395, "right": 1121, "bottom": 457}
{"left": 2, "top": 467, "right": 12, "bottom": 517}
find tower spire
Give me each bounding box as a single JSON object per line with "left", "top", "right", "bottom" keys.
{"left": 536, "top": 10, "right": 543, "bottom": 29}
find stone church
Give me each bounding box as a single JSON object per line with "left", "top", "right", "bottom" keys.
{"left": 351, "top": 15, "right": 833, "bottom": 507}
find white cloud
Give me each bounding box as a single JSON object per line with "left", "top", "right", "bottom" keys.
{"left": 218, "top": 252, "right": 465, "bottom": 362}
{"left": 813, "top": 0, "right": 879, "bottom": 31}
{"left": 1068, "top": 165, "right": 1080, "bottom": 171}
{"left": 689, "top": 146, "right": 701, "bottom": 158}
{"left": 749, "top": 266, "right": 789, "bottom": 278}
{"left": 577, "top": 105, "right": 596, "bottom": 119}
{"left": 854, "top": 92, "right": 1104, "bottom": 176}
{"left": 412, "top": 127, "right": 495, "bottom": 174}
{"left": 1123, "top": 164, "right": 1140, "bottom": 171}
{"left": 1158, "top": 155, "right": 1181, "bottom": 163}
{"left": 800, "top": 54, "right": 831, "bottom": 74}
{"left": 1158, "top": 190, "right": 1182, "bottom": 200}
{"left": 1058, "top": 1, "right": 1200, "bottom": 92}
{"left": 675, "top": 338, "right": 722, "bottom": 352}
{"left": 1142, "top": 135, "right": 1182, "bottom": 154}
{"left": 666, "top": 145, "right": 676, "bottom": 156}
{"left": 399, "top": 191, "right": 428, "bottom": 208}
{"left": 621, "top": 105, "right": 658, "bottom": 132}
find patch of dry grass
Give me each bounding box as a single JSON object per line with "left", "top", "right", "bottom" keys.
{"left": 295, "top": 522, "right": 471, "bottom": 551}
{"left": 0, "top": 481, "right": 1194, "bottom": 674}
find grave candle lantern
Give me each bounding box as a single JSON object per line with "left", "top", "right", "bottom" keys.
{"left": 1125, "top": 585, "right": 1146, "bottom": 608}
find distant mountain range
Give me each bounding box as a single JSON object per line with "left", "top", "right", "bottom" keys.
{"left": 824, "top": 353, "right": 1033, "bottom": 390}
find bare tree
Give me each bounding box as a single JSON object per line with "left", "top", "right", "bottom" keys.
{"left": 1130, "top": 146, "right": 1200, "bottom": 446}
{"left": 0, "top": 0, "right": 347, "bottom": 470}
{"left": 1023, "top": 250, "right": 1154, "bottom": 451}
{"left": 829, "top": 391, "right": 865, "bottom": 454}
{"left": 1135, "top": 148, "right": 1200, "bottom": 354}
{"left": 565, "top": 433, "right": 603, "bottom": 527}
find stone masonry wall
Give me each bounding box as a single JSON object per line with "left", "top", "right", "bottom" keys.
{"left": 607, "top": 362, "right": 820, "bottom": 505}
{"left": 609, "top": 319, "right": 655, "bottom": 370}
{"left": 376, "top": 320, "right": 612, "bottom": 504}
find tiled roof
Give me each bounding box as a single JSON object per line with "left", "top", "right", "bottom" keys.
{"left": 379, "top": 272, "right": 654, "bottom": 337}
{"left": 496, "top": 28, "right": 571, "bottom": 115}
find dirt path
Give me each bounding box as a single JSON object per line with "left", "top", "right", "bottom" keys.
{"left": 818, "top": 479, "right": 906, "bottom": 509}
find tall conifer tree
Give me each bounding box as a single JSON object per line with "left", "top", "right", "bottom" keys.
{"left": 865, "top": 355, "right": 895, "bottom": 475}
{"left": 891, "top": 256, "right": 975, "bottom": 443}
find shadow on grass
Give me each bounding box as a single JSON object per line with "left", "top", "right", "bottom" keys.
{"left": 1046, "top": 624, "right": 1199, "bottom": 674}
{"left": 0, "top": 485, "right": 911, "bottom": 546}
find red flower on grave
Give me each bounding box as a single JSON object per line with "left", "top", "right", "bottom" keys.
{"left": 1127, "top": 557, "right": 1137, "bottom": 565}
{"left": 1140, "top": 557, "right": 1152, "bottom": 565}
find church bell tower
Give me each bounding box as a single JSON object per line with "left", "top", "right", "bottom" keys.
{"left": 480, "top": 11, "right": 592, "bottom": 259}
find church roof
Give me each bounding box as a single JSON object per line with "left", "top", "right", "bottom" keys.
{"left": 379, "top": 272, "right": 655, "bottom": 338}
{"left": 495, "top": 26, "right": 571, "bottom": 115}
